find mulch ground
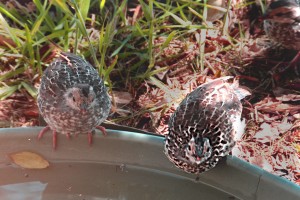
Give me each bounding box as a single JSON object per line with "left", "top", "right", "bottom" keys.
{"left": 0, "top": 0, "right": 299, "bottom": 185}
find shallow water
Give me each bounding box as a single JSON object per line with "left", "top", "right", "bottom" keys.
{"left": 0, "top": 162, "right": 238, "bottom": 200}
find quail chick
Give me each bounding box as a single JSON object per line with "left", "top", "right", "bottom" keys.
{"left": 206, "top": 0, "right": 227, "bottom": 22}
{"left": 37, "top": 52, "right": 111, "bottom": 149}
{"left": 263, "top": 0, "right": 300, "bottom": 73}
{"left": 165, "top": 77, "right": 250, "bottom": 174}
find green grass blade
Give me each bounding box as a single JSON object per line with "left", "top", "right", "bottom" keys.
{"left": 138, "top": 0, "right": 151, "bottom": 21}
{"left": 98, "top": 25, "right": 105, "bottom": 54}
{"left": 100, "top": 0, "right": 106, "bottom": 10}
{"left": 33, "top": 0, "right": 55, "bottom": 30}
{"left": 0, "top": 67, "right": 25, "bottom": 82}
{"left": 70, "top": 0, "right": 99, "bottom": 72}
{"left": 21, "top": 82, "right": 38, "bottom": 99}
{"left": 52, "top": 0, "right": 73, "bottom": 16}
{"left": 160, "top": 30, "right": 176, "bottom": 51}
{"left": 77, "top": 0, "right": 90, "bottom": 21}
{"left": 33, "top": 30, "right": 66, "bottom": 46}
{"left": 0, "top": 13, "right": 22, "bottom": 47}
{"left": 104, "top": 55, "right": 118, "bottom": 82}
{"left": 0, "top": 6, "right": 24, "bottom": 27}
{"left": 31, "top": 9, "right": 48, "bottom": 35}
{"left": 148, "top": 0, "right": 154, "bottom": 70}
{"left": 111, "top": 35, "right": 131, "bottom": 57}
{"left": 147, "top": 66, "right": 168, "bottom": 77}
{"left": 24, "top": 25, "right": 35, "bottom": 68}
{"left": 188, "top": 6, "right": 204, "bottom": 20}
{"left": 0, "top": 85, "right": 19, "bottom": 100}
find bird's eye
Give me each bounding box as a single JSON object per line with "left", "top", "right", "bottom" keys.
{"left": 187, "top": 146, "right": 191, "bottom": 151}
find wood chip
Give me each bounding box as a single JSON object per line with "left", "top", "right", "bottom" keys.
{"left": 112, "top": 91, "right": 133, "bottom": 105}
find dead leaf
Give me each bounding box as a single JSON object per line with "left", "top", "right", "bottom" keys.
{"left": 294, "top": 114, "right": 300, "bottom": 119}
{"left": 276, "top": 117, "right": 293, "bottom": 133}
{"left": 273, "top": 87, "right": 300, "bottom": 102}
{"left": 112, "top": 91, "right": 133, "bottom": 105}
{"left": 0, "top": 35, "right": 16, "bottom": 48}
{"left": 253, "top": 122, "right": 279, "bottom": 143}
{"left": 254, "top": 96, "right": 300, "bottom": 114}
{"left": 9, "top": 151, "right": 49, "bottom": 169}
{"left": 249, "top": 155, "right": 273, "bottom": 172}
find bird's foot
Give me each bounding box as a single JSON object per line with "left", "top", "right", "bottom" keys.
{"left": 37, "top": 126, "right": 50, "bottom": 140}
{"left": 87, "top": 126, "right": 107, "bottom": 146}
{"left": 66, "top": 133, "right": 71, "bottom": 139}
{"left": 96, "top": 125, "right": 107, "bottom": 136}
{"left": 38, "top": 126, "right": 57, "bottom": 150}
{"left": 88, "top": 132, "right": 93, "bottom": 146}
{"left": 52, "top": 131, "right": 57, "bottom": 150}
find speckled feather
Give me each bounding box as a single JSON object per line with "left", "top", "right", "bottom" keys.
{"left": 165, "top": 77, "right": 249, "bottom": 174}
{"left": 264, "top": 0, "right": 300, "bottom": 50}
{"left": 38, "top": 52, "right": 111, "bottom": 135}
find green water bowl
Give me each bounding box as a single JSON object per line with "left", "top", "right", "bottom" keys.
{"left": 0, "top": 127, "right": 299, "bottom": 200}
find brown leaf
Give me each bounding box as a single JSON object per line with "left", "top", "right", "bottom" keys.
{"left": 273, "top": 87, "right": 300, "bottom": 102}
{"left": 9, "top": 151, "right": 49, "bottom": 169}
{"left": 0, "top": 35, "right": 16, "bottom": 48}
{"left": 254, "top": 122, "right": 279, "bottom": 143}
{"left": 254, "top": 96, "right": 300, "bottom": 114}
{"left": 112, "top": 91, "right": 133, "bottom": 105}
{"left": 249, "top": 155, "right": 273, "bottom": 172}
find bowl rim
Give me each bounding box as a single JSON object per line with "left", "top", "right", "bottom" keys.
{"left": 0, "top": 126, "right": 299, "bottom": 200}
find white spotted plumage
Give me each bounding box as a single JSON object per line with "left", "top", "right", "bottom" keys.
{"left": 37, "top": 52, "right": 111, "bottom": 148}
{"left": 263, "top": 0, "right": 300, "bottom": 50}
{"left": 165, "top": 77, "right": 250, "bottom": 174}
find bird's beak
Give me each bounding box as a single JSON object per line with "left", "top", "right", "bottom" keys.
{"left": 80, "top": 103, "right": 88, "bottom": 114}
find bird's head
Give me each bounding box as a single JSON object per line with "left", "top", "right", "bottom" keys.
{"left": 64, "top": 84, "right": 96, "bottom": 114}
{"left": 184, "top": 137, "right": 212, "bottom": 165}
{"left": 262, "top": 0, "right": 300, "bottom": 23}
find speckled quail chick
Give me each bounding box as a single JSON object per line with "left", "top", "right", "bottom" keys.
{"left": 165, "top": 77, "right": 250, "bottom": 174}
{"left": 206, "top": 0, "right": 227, "bottom": 22}
{"left": 263, "top": 0, "right": 300, "bottom": 72}
{"left": 37, "top": 52, "right": 111, "bottom": 149}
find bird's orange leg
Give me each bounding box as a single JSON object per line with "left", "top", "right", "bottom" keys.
{"left": 87, "top": 126, "right": 107, "bottom": 146}
{"left": 52, "top": 130, "right": 57, "bottom": 150}
{"left": 38, "top": 126, "right": 58, "bottom": 150}
{"left": 66, "top": 133, "right": 71, "bottom": 139}
{"left": 88, "top": 132, "right": 93, "bottom": 146}
{"left": 38, "top": 126, "right": 50, "bottom": 140}
{"left": 96, "top": 126, "right": 107, "bottom": 136}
